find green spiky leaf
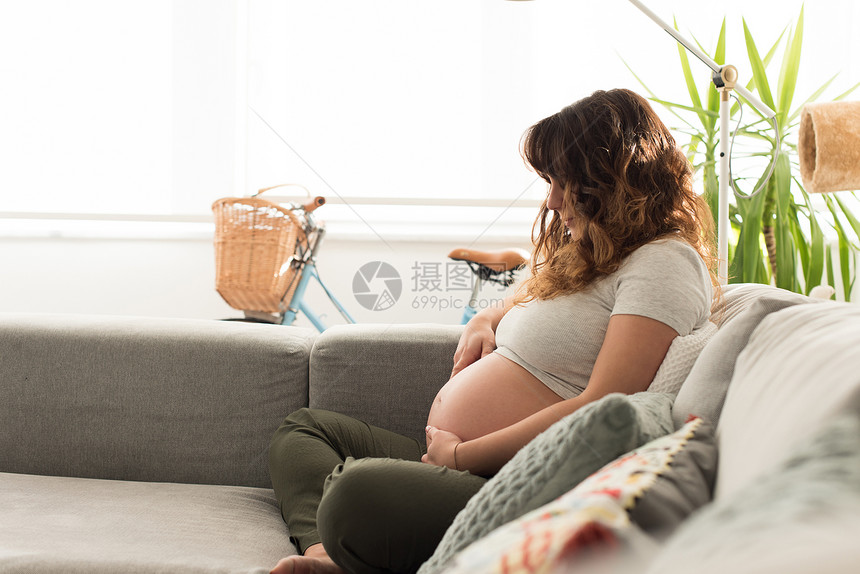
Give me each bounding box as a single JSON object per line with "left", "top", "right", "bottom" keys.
{"left": 674, "top": 17, "right": 708, "bottom": 129}
{"left": 776, "top": 6, "right": 804, "bottom": 126}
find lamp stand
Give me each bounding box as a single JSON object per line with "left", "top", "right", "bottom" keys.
{"left": 627, "top": 0, "right": 777, "bottom": 285}
{"left": 715, "top": 65, "right": 738, "bottom": 285}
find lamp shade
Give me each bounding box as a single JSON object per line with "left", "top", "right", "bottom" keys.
{"left": 798, "top": 101, "right": 860, "bottom": 194}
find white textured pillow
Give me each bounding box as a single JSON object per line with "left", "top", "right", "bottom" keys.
{"left": 648, "top": 321, "right": 717, "bottom": 396}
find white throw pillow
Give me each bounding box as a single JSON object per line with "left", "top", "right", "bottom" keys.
{"left": 648, "top": 321, "right": 717, "bottom": 396}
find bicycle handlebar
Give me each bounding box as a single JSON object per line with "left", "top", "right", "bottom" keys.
{"left": 303, "top": 196, "right": 326, "bottom": 213}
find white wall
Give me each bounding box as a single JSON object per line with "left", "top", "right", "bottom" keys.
{"left": 0, "top": 231, "right": 530, "bottom": 329}
{"left": 3, "top": 226, "right": 855, "bottom": 332}
{"left": 2, "top": 0, "right": 857, "bottom": 325}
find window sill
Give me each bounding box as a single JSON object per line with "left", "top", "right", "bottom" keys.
{"left": 0, "top": 202, "right": 539, "bottom": 244}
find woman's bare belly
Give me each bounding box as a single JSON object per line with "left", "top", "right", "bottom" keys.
{"left": 426, "top": 352, "right": 564, "bottom": 443}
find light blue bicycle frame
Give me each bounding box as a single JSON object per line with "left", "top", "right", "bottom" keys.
{"left": 274, "top": 211, "right": 501, "bottom": 330}
{"left": 278, "top": 218, "right": 356, "bottom": 332}
{"left": 459, "top": 277, "right": 483, "bottom": 325}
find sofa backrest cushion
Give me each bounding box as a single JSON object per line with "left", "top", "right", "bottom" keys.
{"left": 715, "top": 302, "right": 860, "bottom": 501}
{"left": 309, "top": 323, "right": 463, "bottom": 444}
{"left": 647, "top": 391, "right": 860, "bottom": 574}
{"left": 0, "top": 314, "right": 315, "bottom": 488}
{"left": 672, "top": 284, "right": 815, "bottom": 428}
{"left": 711, "top": 283, "right": 800, "bottom": 327}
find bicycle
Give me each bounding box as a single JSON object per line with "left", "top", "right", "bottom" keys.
{"left": 212, "top": 184, "right": 356, "bottom": 331}
{"left": 445, "top": 247, "right": 529, "bottom": 324}
{"left": 212, "top": 186, "right": 529, "bottom": 331}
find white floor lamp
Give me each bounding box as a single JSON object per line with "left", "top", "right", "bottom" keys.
{"left": 627, "top": 0, "right": 780, "bottom": 284}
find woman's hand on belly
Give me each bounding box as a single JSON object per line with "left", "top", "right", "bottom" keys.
{"left": 421, "top": 426, "right": 462, "bottom": 470}
{"left": 450, "top": 312, "right": 497, "bottom": 378}
{"left": 426, "top": 352, "right": 563, "bottom": 444}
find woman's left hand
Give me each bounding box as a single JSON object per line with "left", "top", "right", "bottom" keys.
{"left": 421, "top": 425, "right": 464, "bottom": 470}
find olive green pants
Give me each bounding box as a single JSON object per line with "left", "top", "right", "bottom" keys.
{"left": 268, "top": 408, "right": 487, "bottom": 574}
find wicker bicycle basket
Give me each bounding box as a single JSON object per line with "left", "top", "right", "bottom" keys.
{"left": 212, "top": 188, "right": 309, "bottom": 314}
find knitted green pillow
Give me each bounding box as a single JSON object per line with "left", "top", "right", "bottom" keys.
{"left": 418, "top": 391, "right": 675, "bottom": 574}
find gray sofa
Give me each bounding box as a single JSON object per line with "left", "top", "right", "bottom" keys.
{"left": 1, "top": 284, "right": 859, "bottom": 573}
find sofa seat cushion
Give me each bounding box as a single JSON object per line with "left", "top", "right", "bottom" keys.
{"left": 0, "top": 472, "right": 293, "bottom": 573}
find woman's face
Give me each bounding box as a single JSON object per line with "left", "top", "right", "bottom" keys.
{"left": 547, "top": 177, "right": 574, "bottom": 231}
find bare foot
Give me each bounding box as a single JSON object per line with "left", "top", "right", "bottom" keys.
{"left": 270, "top": 544, "right": 346, "bottom": 574}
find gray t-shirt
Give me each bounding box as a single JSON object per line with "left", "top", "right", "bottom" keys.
{"left": 494, "top": 238, "right": 712, "bottom": 399}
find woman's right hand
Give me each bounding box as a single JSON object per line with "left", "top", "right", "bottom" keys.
{"left": 451, "top": 298, "right": 513, "bottom": 377}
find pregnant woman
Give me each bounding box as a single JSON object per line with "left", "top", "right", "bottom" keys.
{"left": 269, "top": 88, "right": 716, "bottom": 574}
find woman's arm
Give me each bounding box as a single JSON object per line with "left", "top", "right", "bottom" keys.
{"left": 450, "top": 295, "right": 516, "bottom": 377}
{"left": 426, "top": 314, "right": 678, "bottom": 475}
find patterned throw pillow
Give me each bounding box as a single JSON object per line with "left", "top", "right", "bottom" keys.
{"left": 438, "top": 417, "right": 717, "bottom": 574}
{"left": 417, "top": 392, "right": 675, "bottom": 574}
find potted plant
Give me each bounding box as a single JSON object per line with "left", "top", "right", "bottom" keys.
{"left": 625, "top": 7, "right": 860, "bottom": 299}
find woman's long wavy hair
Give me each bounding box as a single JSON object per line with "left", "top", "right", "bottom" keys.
{"left": 518, "top": 89, "right": 717, "bottom": 302}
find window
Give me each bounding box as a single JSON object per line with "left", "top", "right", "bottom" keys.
{"left": 2, "top": 0, "right": 857, "bottom": 238}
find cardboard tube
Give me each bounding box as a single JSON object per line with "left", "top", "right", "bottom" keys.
{"left": 798, "top": 101, "right": 860, "bottom": 194}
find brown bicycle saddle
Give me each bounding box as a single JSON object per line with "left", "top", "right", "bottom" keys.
{"left": 446, "top": 247, "right": 530, "bottom": 273}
